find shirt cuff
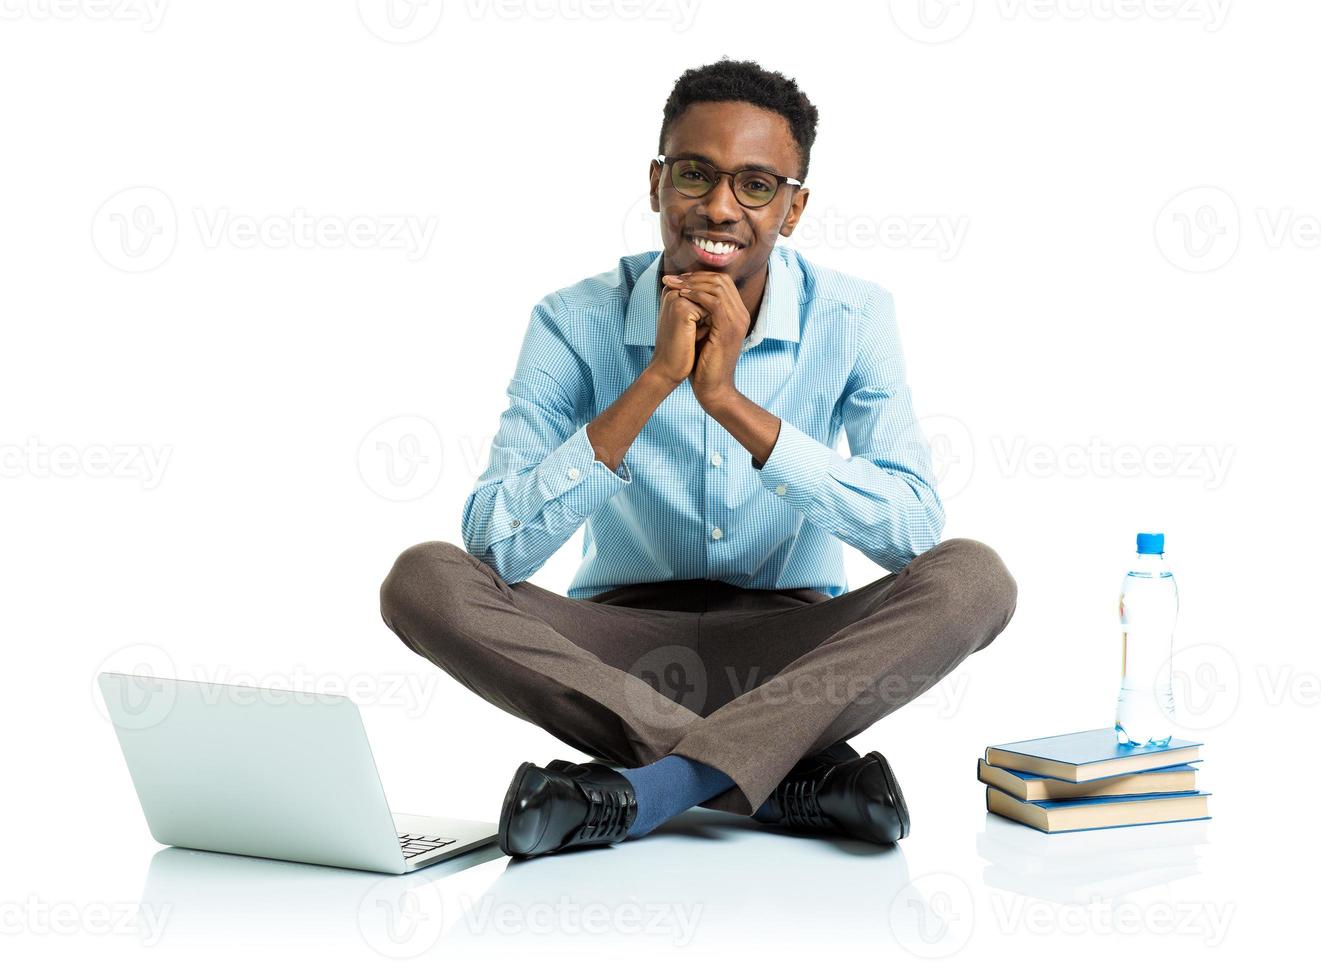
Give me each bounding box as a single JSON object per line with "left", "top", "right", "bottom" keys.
{"left": 755, "top": 418, "right": 835, "bottom": 506}
{"left": 535, "top": 421, "right": 631, "bottom": 516}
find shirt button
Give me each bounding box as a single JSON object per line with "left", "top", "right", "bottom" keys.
{"left": 710, "top": 452, "right": 723, "bottom": 467}
{"left": 711, "top": 526, "right": 723, "bottom": 540}
{"left": 775, "top": 484, "right": 787, "bottom": 496}
{"left": 511, "top": 519, "right": 521, "bottom": 528}
{"left": 567, "top": 466, "right": 581, "bottom": 481}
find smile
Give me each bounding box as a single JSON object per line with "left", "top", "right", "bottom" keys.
{"left": 686, "top": 235, "right": 745, "bottom": 265}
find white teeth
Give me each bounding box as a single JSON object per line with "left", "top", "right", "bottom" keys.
{"left": 691, "top": 236, "right": 740, "bottom": 255}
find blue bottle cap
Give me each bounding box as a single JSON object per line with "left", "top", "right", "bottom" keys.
{"left": 1136, "top": 532, "right": 1165, "bottom": 555}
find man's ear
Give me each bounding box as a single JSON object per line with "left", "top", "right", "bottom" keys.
{"left": 649, "top": 159, "right": 662, "bottom": 213}
{"left": 778, "top": 186, "right": 809, "bottom": 237}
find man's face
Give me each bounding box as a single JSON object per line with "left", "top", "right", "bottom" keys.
{"left": 649, "top": 100, "right": 810, "bottom": 284}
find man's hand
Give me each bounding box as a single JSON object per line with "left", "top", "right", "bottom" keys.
{"left": 661, "top": 271, "right": 750, "bottom": 408}
{"left": 648, "top": 282, "right": 711, "bottom": 388}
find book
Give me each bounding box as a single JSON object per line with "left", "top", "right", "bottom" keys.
{"left": 977, "top": 758, "right": 1199, "bottom": 802}
{"left": 984, "top": 728, "right": 1203, "bottom": 782}
{"left": 986, "top": 786, "right": 1211, "bottom": 834}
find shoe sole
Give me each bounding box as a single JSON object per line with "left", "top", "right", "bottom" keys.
{"left": 498, "top": 760, "right": 536, "bottom": 857}
{"left": 865, "top": 751, "right": 910, "bottom": 840}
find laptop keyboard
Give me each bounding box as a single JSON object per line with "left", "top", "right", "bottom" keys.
{"left": 399, "top": 833, "right": 458, "bottom": 860}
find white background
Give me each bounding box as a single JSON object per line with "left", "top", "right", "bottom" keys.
{"left": 2, "top": 0, "right": 1315, "bottom": 974}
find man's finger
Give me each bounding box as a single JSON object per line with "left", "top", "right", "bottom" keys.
{"left": 677, "top": 284, "right": 722, "bottom": 304}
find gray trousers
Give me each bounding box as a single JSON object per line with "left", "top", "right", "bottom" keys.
{"left": 379, "top": 537, "right": 1017, "bottom": 816}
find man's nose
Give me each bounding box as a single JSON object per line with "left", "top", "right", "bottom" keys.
{"left": 696, "top": 175, "right": 743, "bottom": 224}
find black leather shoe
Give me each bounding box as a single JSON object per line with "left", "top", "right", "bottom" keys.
{"left": 498, "top": 760, "right": 638, "bottom": 858}
{"left": 760, "top": 750, "right": 909, "bottom": 844}
{"left": 545, "top": 759, "right": 584, "bottom": 773}
{"left": 752, "top": 742, "right": 859, "bottom": 822}
{"left": 796, "top": 740, "right": 862, "bottom": 772}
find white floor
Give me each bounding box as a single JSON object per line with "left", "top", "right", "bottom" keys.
{"left": 8, "top": 756, "right": 1285, "bottom": 975}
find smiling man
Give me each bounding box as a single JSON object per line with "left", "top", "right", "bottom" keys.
{"left": 380, "top": 59, "right": 1017, "bottom": 859}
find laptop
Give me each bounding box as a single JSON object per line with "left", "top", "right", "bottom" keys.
{"left": 98, "top": 671, "right": 498, "bottom": 874}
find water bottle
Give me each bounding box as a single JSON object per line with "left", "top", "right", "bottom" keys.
{"left": 1115, "top": 532, "right": 1178, "bottom": 746}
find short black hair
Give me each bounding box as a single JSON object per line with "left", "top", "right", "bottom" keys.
{"left": 658, "top": 58, "right": 819, "bottom": 180}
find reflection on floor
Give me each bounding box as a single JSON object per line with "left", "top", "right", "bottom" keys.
{"left": 977, "top": 812, "right": 1210, "bottom": 905}
{"left": 137, "top": 808, "right": 911, "bottom": 952}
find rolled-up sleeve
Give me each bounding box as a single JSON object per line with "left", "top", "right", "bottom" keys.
{"left": 753, "top": 286, "right": 944, "bottom": 571}
{"left": 461, "top": 293, "right": 631, "bottom": 583}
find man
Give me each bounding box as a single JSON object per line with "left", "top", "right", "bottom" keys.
{"left": 380, "top": 58, "right": 1017, "bottom": 859}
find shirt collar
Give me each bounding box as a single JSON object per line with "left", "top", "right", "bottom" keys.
{"left": 623, "top": 246, "right": 800, "bottom": 350}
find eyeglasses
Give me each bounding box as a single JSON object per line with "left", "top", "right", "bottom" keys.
{"left": 654, "top": 154, "right": 802, "bottom": 209}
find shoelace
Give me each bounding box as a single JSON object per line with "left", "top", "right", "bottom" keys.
{"left": 567, "top": 781, "right": 637, "bottom": 844}
{"left": 775, "top": 770, "right": 835, "bottom": 830}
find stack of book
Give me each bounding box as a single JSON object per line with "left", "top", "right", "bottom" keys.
{"left": 978, "top": 728, "right": 1211, "bottom": 833}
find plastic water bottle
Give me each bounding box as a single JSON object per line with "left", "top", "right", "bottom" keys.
{"left": 1115, "top": 532, "right": 1178, "bottom": 746}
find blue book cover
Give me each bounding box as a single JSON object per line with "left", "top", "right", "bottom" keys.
{"left": 1002, "top": 762, "right": 1200, "bottom": 785}
{"left": 977, "top": 758, "right": 1200, "bottom": 802}
{"left": 985, "top": 728, "right": 1204, "bottom": 782}
{"left": 1032, "top": 791, "right": 1211, "bottom": 811}
{"left": 986, "top": 786, "right": 1212, "bottom": 834}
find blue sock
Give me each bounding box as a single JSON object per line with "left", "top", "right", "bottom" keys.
{"left": 616, "top": 754, "right": 736, "bottom": 838}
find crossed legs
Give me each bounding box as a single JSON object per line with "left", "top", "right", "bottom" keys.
{"left": 378, "top": 538, "right": 1017, "bottom": 817}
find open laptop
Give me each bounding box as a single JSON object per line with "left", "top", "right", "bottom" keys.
{"left": 98, "top": 672, "right": 498, "bottom": 874}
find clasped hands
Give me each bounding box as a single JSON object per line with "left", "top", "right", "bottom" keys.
{"left": 652, "top": 270, "right": 750, "bottom": 411}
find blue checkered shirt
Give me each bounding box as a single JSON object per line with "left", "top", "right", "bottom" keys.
{"left": 461, "top": 244, "right": 944, "bottom": 599}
